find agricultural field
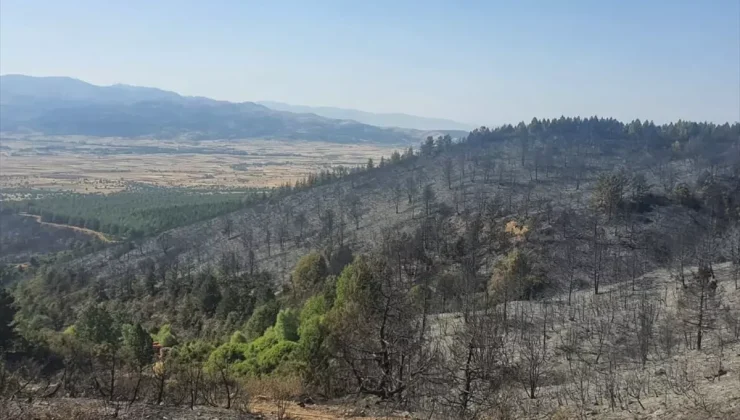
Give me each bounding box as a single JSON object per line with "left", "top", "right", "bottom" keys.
{"left": 0, "top": 134, "right": 404, "bottom": 193}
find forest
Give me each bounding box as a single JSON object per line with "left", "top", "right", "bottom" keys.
{"left": 2, "top": 187, "right": 258, "bottom": 239}
{"left": 2, "top": 117, "right": 740, "bottom": 419}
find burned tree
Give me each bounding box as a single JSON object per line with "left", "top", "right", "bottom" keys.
{"left": 346, "top": 193, "right": 362, "bottom": 230}
{"left": 392, "top": 182, "right": 403, "bottom": 214}
{"left": 421, "top": 184, "right": 436, "bottom": 218}
{"left": 443, "top": 157, "right": 454, "bottom": 189}
{"left": 293, "top": 211, "right": 307, "bottom": 246}
{"left": 678, "top": 264, "right": 722, "bottom": 351}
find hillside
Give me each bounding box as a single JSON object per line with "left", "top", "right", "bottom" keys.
{"left": 6, "top": 263, "right": 738, "bottom": 420}
{"left": 63, "top": 118, "right": 740, "bottom": 288}
{"left": 0, "top": 75, "right": 424, "bottom": 143}
{"left": 3, "top": 117, "right": 740, "bottom": 419}
{"left": 0, "top": 213, "right": 104, "bottom": 264}
{"left": 258, "top": 100, "right": 474, "bottom": 131}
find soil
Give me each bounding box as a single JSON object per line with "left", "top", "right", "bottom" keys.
{"left": 0, "top": 398, "right": 410, "bottom": 420}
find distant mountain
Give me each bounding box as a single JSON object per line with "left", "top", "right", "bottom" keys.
{"left": 0, "top": 74, "right": 181, "bottom": 104}
{"left": 259, "top": 101, "right": 474, "bottom": 131}
{"left": 0, "top": 75, "right": 437, "bottom": 144}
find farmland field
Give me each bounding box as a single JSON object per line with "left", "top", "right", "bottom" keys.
{"left": 0, "top": 134, "right": 404, "bottom": 193}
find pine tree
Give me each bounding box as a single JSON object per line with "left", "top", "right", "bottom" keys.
{"left": 0, "top": 289, "right": 16, "bottom": 352}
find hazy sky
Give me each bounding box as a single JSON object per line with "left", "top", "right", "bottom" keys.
{"left": 1, "top": 0, "right": 738, "bottom": 125}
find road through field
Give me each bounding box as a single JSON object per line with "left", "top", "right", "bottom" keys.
{"left": 19, "top": 213, "right": 116, "bottom": 243}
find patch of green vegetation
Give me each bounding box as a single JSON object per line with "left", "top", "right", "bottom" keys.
{"left": 4, "top": 187, "right": 264, "bottom": 238}
{"left": 231, "top": 163, "right": 249, "bottom": 171}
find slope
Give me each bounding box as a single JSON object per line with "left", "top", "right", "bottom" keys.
{"left": 7, "top": 117, "right": 740, "bottom": 419}
{"left": 67, "top": 118, "right": 740, "bottom": 292}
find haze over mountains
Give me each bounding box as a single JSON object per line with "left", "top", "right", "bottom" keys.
{"left": 258, "top": 100, "right": 474, "bottom": 131}
{"left": 0, "top": 75, "right": 464, "bottom": 143}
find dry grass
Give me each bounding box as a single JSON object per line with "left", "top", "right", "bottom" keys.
{"left": 244, "top": 375, "right": 303, "bottom": 420}
{"left": 0, "top": 135, "right": 403, "bottom": 193}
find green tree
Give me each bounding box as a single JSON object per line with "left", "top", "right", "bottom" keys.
{"left": 76, "top": 304, "right": 120, "bottom": 400}
{"left": 153, "top": 324, "right": 178, "bottom": 347}
{"left": 0, "top": 289, "right": 16, "bottom": 353}
{"left": 122, "top": 323, "right": 154, "bottom": 368}
{"left": 244, "top": 301, "right": 280, "bottom": 341}
{"left": 435, "top": 134, "right": 453, "bottom": 152}
{"left": 326, "top": 255, "right": 425, "bottom": 399}
{"left": 296, "top": 296, "right": 331, "bottom": 390}
{"left": 274, "top": 309, "right": 300, "bottom": 341}
{"left": 291, "top": 252, "right": 328, "bottom": 296}
{"left": 390, "top": 150, "right": 401, "bottom": 164}
{"left": 76, "top": 304, "right": 119, "bottom": 346}
{"left": 205, "top": 341, "right": 247, "bottom": 408}
{"left": 200, "top": 272, "right": 222, "bottom": 316}
{"left": 230, "top": 330, "right": 248, "bottom": 343}
{"left": 122, "top": 323, "right": 153, "bottom": 402}
{"left": 421, "top": 136, "right": 436, "bottom": 157}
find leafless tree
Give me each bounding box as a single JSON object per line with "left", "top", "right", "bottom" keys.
{"left": 678, "top": 264, "right": 722, "bottom": 350}
{"left": 519, "top": 305, "right": 550, "bottom": 399}
{"left": 263, "top": 219, "right": 272, "bottom": 257}
{"left": 651, "top": 159, "right": 677, "bottom": 195}
{"left": 156, "top": 231, "right": 174, "bottom": 257}
{"left": 219, "top": 216, "right": 233, "bottom": 238}
{"left": 346, "top": 193, "right": 362, "bottom": 229}
{"left": 467, "top": 155, "right": 478, "bottom": 183}
{"left": 392, "top": 182, "right": 403, "bottom": 213}
{"left": 481, "top": 152, "right": 496, "bottom": 184}
{"left": 421, "top": 184, "right": 436, "bottom": 218}
{"left": 443, "top": 157, "right": 453, "bottom": 189}
{"left": 293, "top": 211, "right": 307, "bottom": 245}
{"left": 405, "top": 174, "right": 417, "bottom": 204}
{"left": 590, "top": 214, "right": 606, "bottom": 295}
{"left": 724, "top": 224, "right": 740, "bottom": 290}
{"left": 635, "top": 293, "right": 658, "bottom": 367}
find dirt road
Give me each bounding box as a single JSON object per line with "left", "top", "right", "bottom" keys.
{"left": 20, "top": 213, "right": 116, "bottom": 243}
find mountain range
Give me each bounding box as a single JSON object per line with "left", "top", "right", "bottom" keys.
{"left": 257, "top": 100, "right": 474, "bottom": 131}
{"left": 0, "top": 75, "right": 466, "bottom": 143}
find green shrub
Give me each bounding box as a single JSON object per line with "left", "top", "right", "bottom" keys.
{"left": 153, "top": 324, "right": 178, "bottom": 347}
{"left": 230, "top": 330, "right": 248, "bottom": 344}
{"left": 206, "top": 341, "right": 250, "bottom": 371}
{"left": 243, "top": 301, "right": 279, "bottom": 340}
{"left": 257, "top": 340, "right": 299, "bottom": 374}
{"left": 292, "top": 252, "right": 328, "bottom": 295}
{"left": 274, "top": 309, "right": 299, "bottom": 341}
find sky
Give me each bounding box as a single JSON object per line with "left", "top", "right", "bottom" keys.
{"left": 1, "top": 0, "right": 738, "bottom": 126}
